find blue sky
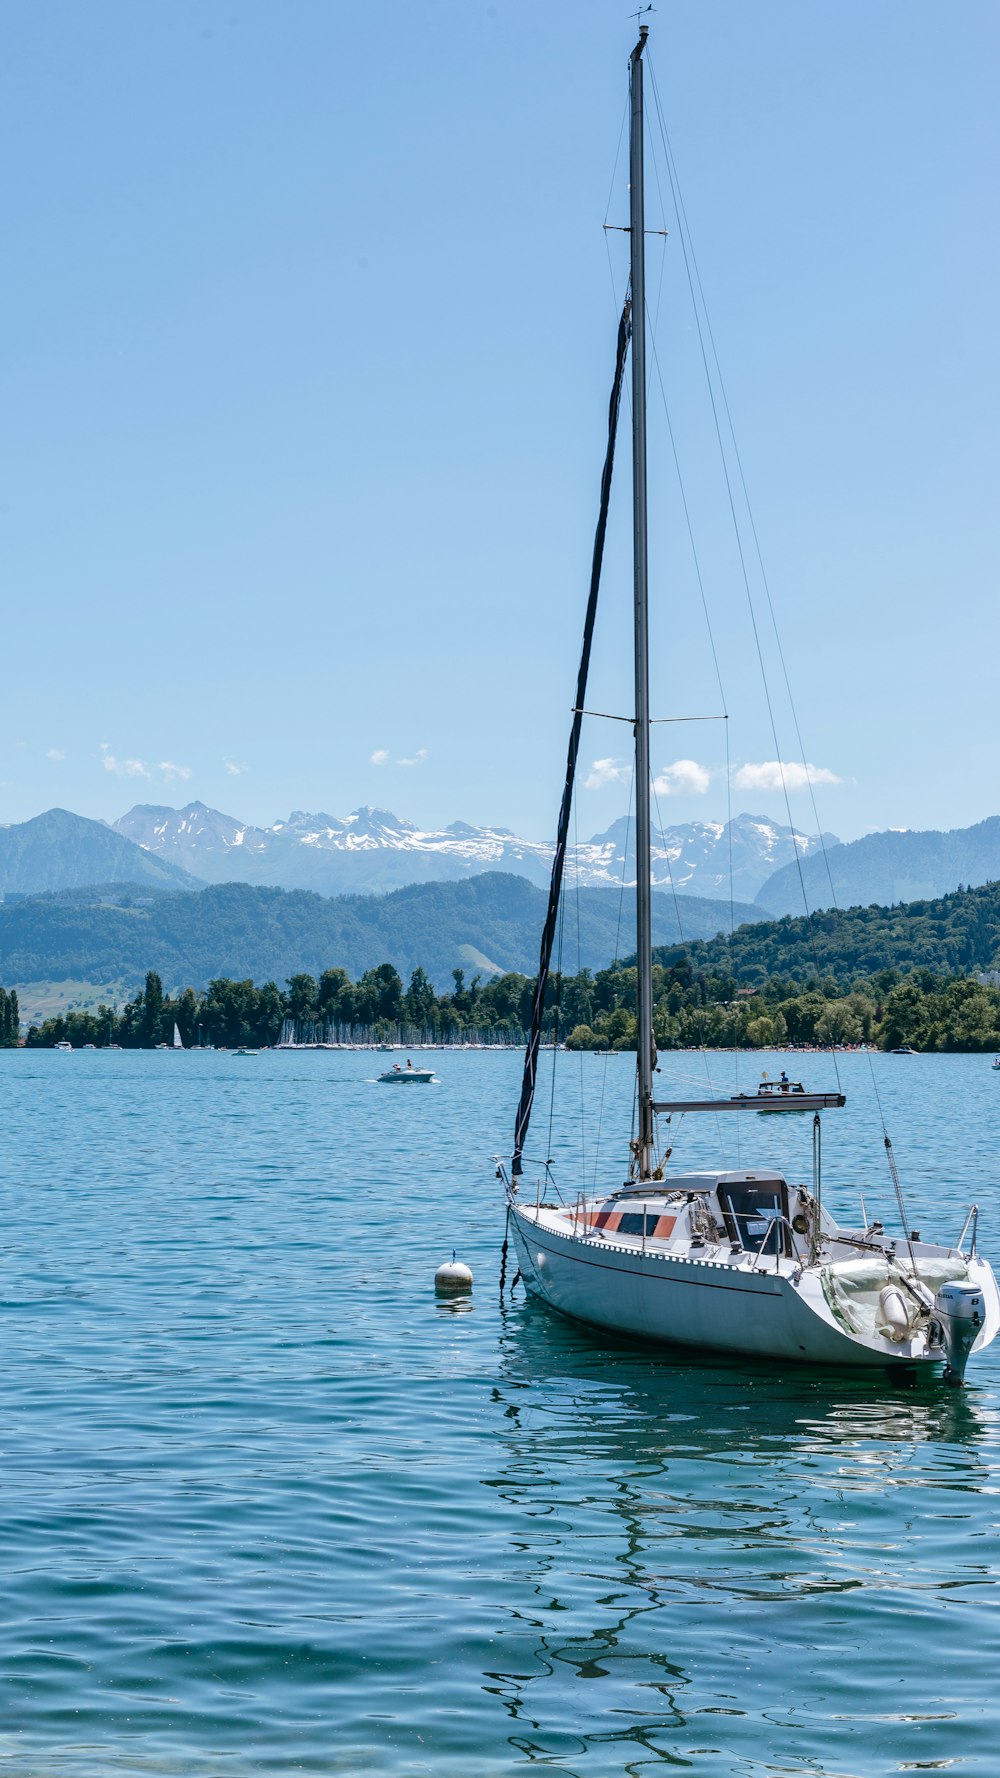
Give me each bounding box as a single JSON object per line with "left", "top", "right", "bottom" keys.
{"left": 1, "top": 0, "right": 997, "bottom": 844}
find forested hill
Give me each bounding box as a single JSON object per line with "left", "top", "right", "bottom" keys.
{"left": 0, "top": 873, "right": 761, "bottom": 994}
{"left": 652, "top": 879, "right": 1000, "bottom": 986}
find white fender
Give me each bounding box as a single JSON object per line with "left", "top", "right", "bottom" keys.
{"left": 877, "top": 1284, "right": 910, "bottom": 1341}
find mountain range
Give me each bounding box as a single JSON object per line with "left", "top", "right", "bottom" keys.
{"left": 3, "top": 801, "right": 1000, "bottom": 919}
{"left": 757, "top": 817, "right": 1000, "bottom": 917}
{"left": 111, "top": 802, "right": 830, "bottom": 900}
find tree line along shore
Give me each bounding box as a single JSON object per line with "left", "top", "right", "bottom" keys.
{"left": 12, "top": 953, "right": 1000, "bottom": 1053}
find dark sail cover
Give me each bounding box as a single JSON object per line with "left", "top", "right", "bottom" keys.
{"left": 511, "top": 296, "right": 632, "bottom": 1176}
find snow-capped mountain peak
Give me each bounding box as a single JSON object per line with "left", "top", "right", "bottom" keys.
{"left": 112, "top": 802, "right": 836, "bottom": 902}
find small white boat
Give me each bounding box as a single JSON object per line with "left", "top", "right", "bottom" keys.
{"left": 54, "top": 1040, "right": 73, "bottom": 1053}
{"left": 378, "top": 1061, "right": 435, "bottom": 1084}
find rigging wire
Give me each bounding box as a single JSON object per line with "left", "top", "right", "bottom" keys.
{"left": 724, "top": 715, "right": 740, "bottom": 1163}
{"left": 573, "top": 794, "right": 586, "bottom": 1187}
{"left": 647, "top": 88, "right": 899, "bottom": 1192}
{"left": 650, "top": 768, "right": 729, "bottom": 1169}
{"left": 642, "top": 309, "right": 742, "bottom": 1154}
{"left": 644, "top": 52, "right": 918, "bottom": 1226}
{"left": 603, "top": 92, "right": 630, "bottom": 228}
{"left": 545, "top": 891, "right": 568, "bottom": 1169}
{"left": 603, "top": 93, "right": 632, "bottom": 329}
{"left": 591, "top": 767, "right": 635, "bottom": 1189}
{"left": 645, "top": 51, "right": 841, "bottom": 1097}
{"left": 605, "top": 115, "right": 743, "bottom": 1175}
{"left": 646, "top": 79, "right": 839, "bottom": 917}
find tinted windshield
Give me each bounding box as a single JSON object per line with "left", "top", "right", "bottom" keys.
{"left": 719, "top": 1183, "right": 787, "bottom": 1254}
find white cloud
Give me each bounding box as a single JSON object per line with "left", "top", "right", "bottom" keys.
{"left": 224, "top": 759, "right": 247, "bottom": 777}
{"left": 46, "top": 748, "right": 65, "bottom": 762}
{"left": 370, "top": 746, "right": 428, "bottom": 768}
{"left": 102, "top": 751, "right": 151, "bottom": 779}
{"left": 585, "top": 756, "right": 631, "bottom": 791}
{"left": 652, "top": 758, "right": 711, "bottom": 797}
{"left": 159, "top": 761, "right": 192, "bottom": 783}
{"left": 733, "top": 759, "right": 841, "bottom": 793}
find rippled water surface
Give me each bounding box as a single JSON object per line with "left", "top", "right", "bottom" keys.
{"left": 1, "top": 1046, "right": 998, "bottom": 1775}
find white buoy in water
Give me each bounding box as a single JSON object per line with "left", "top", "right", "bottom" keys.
{"left": 435, "top": 1251, "right": 473, "bottom": 1293}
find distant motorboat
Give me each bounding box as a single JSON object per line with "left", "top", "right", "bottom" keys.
{"left": 890, "top": 1045, "right": 919, "bottom": 1055}
{"left": 233, "top": 1047, "right": 259, "bottom": 1057}
{"left": 993, "top": 1058, "right": 1000, "bottom": 1072}
{"left": 378, "top": 1060, "right": 435, "bottom": 1084}
{"left": 755, "top": 1072, "right": 812, "bottom": 1113}
{"left": 54, "top": 1040, "right": 72, "bottom": 1053}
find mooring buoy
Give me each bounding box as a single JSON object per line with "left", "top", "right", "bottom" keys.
{"left": 435, "top": 1250, "right": 473, "bottom": 1293}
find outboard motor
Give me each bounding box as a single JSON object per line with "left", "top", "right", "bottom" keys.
{"left": 934, "top": 1281, "right": 985, "bottom": 1384}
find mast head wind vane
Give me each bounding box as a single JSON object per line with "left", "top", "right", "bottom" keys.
{"left": 630, "top": 7, "right": 652, "bottom": 55}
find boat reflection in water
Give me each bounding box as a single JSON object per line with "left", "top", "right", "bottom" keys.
{"left": 478, "top": 1299, "right": 996, "bottom": 1775}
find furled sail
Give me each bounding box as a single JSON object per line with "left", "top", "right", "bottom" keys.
{"left": 511, "top": 295, "right": 631, "bottom": 1176}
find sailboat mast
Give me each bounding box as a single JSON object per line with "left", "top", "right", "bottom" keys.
{"left": 629, "top": 24, "right": 656, "bottom": 1177}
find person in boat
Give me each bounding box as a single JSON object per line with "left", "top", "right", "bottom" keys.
{"left": 392, "top": 1063, "right": 401, "bottom": 1072}
{"left": 779, "top": 1070, "right": 790, "bottom": 1093}
{"left": 406, "top": 1058, "right": 413, "bottom": 1070}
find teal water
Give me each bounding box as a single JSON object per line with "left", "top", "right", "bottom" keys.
{"left": 0, "top": 1047, "right": 997, "bottom": 1775}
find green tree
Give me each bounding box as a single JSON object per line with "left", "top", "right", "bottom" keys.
{"left": 318, "top": 968, "right": 353, "bottom": 1026}
{"left": 285, "top": 973, "right": 319, "bottom": 1024}
{"left": 359, "top": 963, "right": 403, "bottom": 1024}
{"left": 140, "top": 971, "right": 164, "bottom": 1046}
{"left": 814, "top": 1001, "right": 863, "bottom": 1046}
{"left": 403, "top": 966, "right": 436, "bottom": 1028}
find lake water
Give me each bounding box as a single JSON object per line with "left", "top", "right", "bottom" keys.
{"left": 1, "top": 1046, "right": 997, "bottom": 1775}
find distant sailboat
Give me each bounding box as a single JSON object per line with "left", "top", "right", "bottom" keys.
{"left": 172, "top": 1022, "right": 184, "bottom": 1050}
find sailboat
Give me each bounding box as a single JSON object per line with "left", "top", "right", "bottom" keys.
{"left": 172, "top": 1022, "right": 184, "bottom": 1050}
{"left": 498, "top": 28, "right": 998, "bottom": 1384}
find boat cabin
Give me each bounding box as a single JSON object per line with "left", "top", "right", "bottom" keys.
{"left": 545, "top": 1171, "right": 801, "bottom": 1263}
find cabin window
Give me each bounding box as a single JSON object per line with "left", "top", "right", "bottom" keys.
{"left": 617, "top": 1212, "right": 648, "bottom": 1236}
{"left": 576, "top": 1207, "right": 676, "bottom": 1239}
{"left": 718, "top": 1182, "right": 789, "bottom": 1255}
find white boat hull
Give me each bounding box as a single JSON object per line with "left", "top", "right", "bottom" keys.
{"left": 509, "top": 1204, "right": 999, "bottom": 1371}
